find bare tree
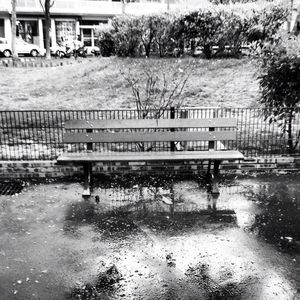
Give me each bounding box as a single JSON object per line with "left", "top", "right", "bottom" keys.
{"left": 39, "top": 0, "right": 55, "bottom": 59}
{"left": 11, "top": 0, "right": 18, "bottom": 60}
{"left": 121, "top": 61, "right": 191, "bottom": 119}
{"left": 121, "top": 61, "right": 191, "bottom": 151}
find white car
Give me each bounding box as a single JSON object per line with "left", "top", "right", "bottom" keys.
{"left": 50, "top": 44, "right": 67, "bottom": 58}
{"left": 0, "top": 37, "right": 46, "bottom": 57}
{"left": 85, "top": 46, "right": 100, "bottom": 56}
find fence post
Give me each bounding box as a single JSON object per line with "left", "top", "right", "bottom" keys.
{"left": 209, "top": 109, "right": 216, "bottom": 151}
{"left": 170, "top": 107, "right": 175, "bottom": 152}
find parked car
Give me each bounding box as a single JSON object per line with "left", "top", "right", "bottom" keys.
{"left": 85, "top": 46, "right": 100, "bottom": 57}
{"left": 51, "top": 43, "right": 100, "bottom": 58}
{"left": 50, "top": 44, "right": 67, "bottom": 58}
{"left": 0, "top": 37, "right": 46, "bottom": 57}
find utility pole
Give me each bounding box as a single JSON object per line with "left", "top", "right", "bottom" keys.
{"left": 11, "top": 0, "right": 18, "bottom": 60}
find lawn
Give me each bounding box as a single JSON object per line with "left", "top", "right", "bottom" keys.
{"left": 0, "top": 56, "right": 260, "bottom": 111}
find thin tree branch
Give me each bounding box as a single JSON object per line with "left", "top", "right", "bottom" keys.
{"left": 39, "top": 0, "right": 45, "bottom": 11}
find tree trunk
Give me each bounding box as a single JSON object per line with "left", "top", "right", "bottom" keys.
{"left": 191, "top": 39, "right": 195, "bottom": 55}
{"left": 203, "top": 44, "right": 212, "bottom": 59}
{"left": 11, "top": 0, "right": 18, "bottom": 60}
{"left": 288, "top": 109, "right": 294, "bottom": 154}
{"left": 145, "top": 43, "right": 150, "bottom": 57}
{"left": 178, "top": 39, "right": 184, "bottom": 56}
{"left": 45, "top": 0, "right": 51, "bottom": 59}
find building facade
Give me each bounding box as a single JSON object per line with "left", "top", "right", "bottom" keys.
{"left": 0, "top": 0, "right": 184, "bottom": 48}
{"left": 290, "top": 0, "right": 300, "bottom": 33}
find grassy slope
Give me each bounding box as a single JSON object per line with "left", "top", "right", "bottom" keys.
{"left": 0, "top": 57, "right": 260, "bottom": 110}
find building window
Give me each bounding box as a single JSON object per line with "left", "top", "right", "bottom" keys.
{"left": 56, "top": 21, "right": 76, "bottom": 43}
{"left": 16, "top": 20, "right": 38, "bottom": 44}
{"left": 81, "top": 20, "right": 100, "bottom": 26}
{"left": 0, "top": 19, "right": 4, "bottom": 38}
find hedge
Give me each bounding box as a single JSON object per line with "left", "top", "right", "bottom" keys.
{"left": 95, "top": 3, "right": 288, "bottom": 58}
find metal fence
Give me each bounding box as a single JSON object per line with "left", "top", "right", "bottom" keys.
{"left": 0, "top": 107, "right": 300, "bottom": 160}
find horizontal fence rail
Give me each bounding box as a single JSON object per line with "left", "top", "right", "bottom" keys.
{"left": 0, "top": 108, "right": 300, "bottom": 160}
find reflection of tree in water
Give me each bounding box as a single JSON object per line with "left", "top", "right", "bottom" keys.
{"left": 186, "top": 263, "right": 253, "bottom": 300}
{"left": 63, "top": 200, "right": 140, "bottom": 240}
{"left": 67, "top": 264, "right": 121, "bottom": 300}
{"left": 249, "top": 183, "right": 300, "bottom": 252}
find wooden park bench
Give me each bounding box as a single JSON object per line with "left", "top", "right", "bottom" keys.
{"left": 57, "top": 117, "right": 244, "bottom": 197}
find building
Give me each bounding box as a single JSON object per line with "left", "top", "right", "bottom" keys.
{"left": 290, "top": 0, "right": 300, "bottom": 33}
{"left": 0, "top": 0, "right": 185, "bottom": 49}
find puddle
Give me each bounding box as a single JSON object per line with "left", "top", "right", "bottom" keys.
{"left": 0, "top": 175, "right": 299, "bottom": 299}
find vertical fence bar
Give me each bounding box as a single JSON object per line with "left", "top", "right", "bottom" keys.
{"left": 170, "top": 107, "right": 175, "bottom": 152}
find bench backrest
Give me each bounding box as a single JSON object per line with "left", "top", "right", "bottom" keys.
{"left": 63, "top": 118, "right": 238, "bottom": 150}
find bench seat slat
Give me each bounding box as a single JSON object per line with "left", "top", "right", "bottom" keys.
{"left": 65, "top": 118, "right": 237, "bottom": 129}
{"left": 63, "top": 131, "right": 237, "bottom": 143}
{"left": 57, "top": 150, "right": 244, "bottom": 162}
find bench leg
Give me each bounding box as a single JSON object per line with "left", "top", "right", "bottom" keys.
{"left": 213, "top": 161, "right": 221, "bottom": 179}
{"left": 211, "top": 161, "right": 221, "bottom": 195}
{"left": 82, "top": 162, "right": 92, "bottom": 198}
{"left": 207, "top": 192, "right": 217, "bottom": 211}
{"left": 206, "top": 161, "right": 220, "bottom": 196}
{"left": 206, "top": 160, "right": 211, "bottom": 179}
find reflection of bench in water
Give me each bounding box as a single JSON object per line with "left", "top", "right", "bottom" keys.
{"left": 63, "top": 197, "right": 237, "bottom": 236}
{"left": 108, "top": 203, "right": 237, "bottom": 228}
{"left": 100, "top": 194, "right": 237, "bottom": 225}
{"left": 95, "top": 183, "right": 236, "bottom": 221}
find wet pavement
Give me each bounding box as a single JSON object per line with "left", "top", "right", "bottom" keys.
{"left": 0, "top": 174, "right": 299, "bottom": 300}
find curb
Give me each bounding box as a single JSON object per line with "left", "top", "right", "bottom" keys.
{"left": 0, "top": 156, "right": 300, "bottom": 179}
{"left": 1, "top": 58, "right": 84, "bottom": 68}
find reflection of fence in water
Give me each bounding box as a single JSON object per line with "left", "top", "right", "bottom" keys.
{"left": 99, "top": 185, "right": 216, "bottom": 213}
{"left": 97, "top": 182, "right": 264, "bottom": 214}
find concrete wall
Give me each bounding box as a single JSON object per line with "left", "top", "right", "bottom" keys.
{"left": 1, "top": 156, "right": 300, "bottom": 179}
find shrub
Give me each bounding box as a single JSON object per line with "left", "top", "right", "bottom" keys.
{"left": 181, "top": 10, "right": 223, "bottom": 58}
{"left": 258, "top": 34, "right": 300, "bottom": 153}
{"left": 111, "top": 16, "right": 142, "bottom": 57}
{"left": 95, "top": 3, "right": 288, "bottom": 59}
{"left": 96, "top": 30, "right": 115, "bottom": 57}
{"left": 217, "top": 11, "right": 250, "bottom": 57}
{"left": 152, "top": 14, "right": 179, "bottom": 57}
{"left": 131, "top": 15, "right": 157, "bottom": 57}
{"left": 246, "top": 5, "right": 289, "bottom": 47}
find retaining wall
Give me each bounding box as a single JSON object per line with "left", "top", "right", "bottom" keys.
{"left": 1, "top": 156, "right": 300, "bottom": 179}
